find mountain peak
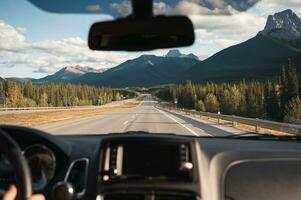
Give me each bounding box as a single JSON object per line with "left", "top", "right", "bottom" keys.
{"left": 166, "top": 49, "right": 182, "bottom": 57}
{"left": 259, "top": 9, "right": 301, "bottom": 40}
{"left": 34, "top": 65, "right": 109, "bottom": 84}
{"left": 165, "top": 49, "right": 199, "bottom": 60}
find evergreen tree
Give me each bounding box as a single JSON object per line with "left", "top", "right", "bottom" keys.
{"left": 0, "top": 82, "right": 4, "bottom": 97}
{"left": 280, "top": 60, "right": 299, "bottom": 119}
{"left": 284, "top": 96, "right": 301, "bottom": 123}
{"left": 220, "top": 85, "right": 242, "bottom": 115}
{"left": 287, "top": 59, "right": 299, "bottom": 99}
{"left": 195, "top": 100, "right": 205, "bottom": 112}
{"left": 204, "top": 93, "right": 219, "bottom": 113}
{"left": 0, "top": 81, "right": 126, "bottom": 108}
{"left": 182, "top": 81, "right": 196, "bottom": 109}
{"left": 264, "top": 81, "right": 281, "bottom": 120}
{"left": 39, "top": 93, "right": 48, "bottom": 107}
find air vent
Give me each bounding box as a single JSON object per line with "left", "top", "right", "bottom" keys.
{"left": 179, "top": 144, "right": 189, "bottom": 162}
{"left": 65, "top": 158, "right": 89, "bottom": 198}
{"left": 102, "top": 193, "right": 144, "bottom": 200}
{"left": 109, "top": 145, "right": 118, "bottom": 175}
{"left": 103, "top": 145, "right": 123, "bottom": 181}
{"left": 101, "top": 192, "right": 198, "bottom": 200}
{"left": 179, "top": 144, "right": 193, "bottom": 172}
{"left": 155, "top": 194, "right": 197, "bottom": 200}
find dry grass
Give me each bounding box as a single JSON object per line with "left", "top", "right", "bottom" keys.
{"left": 235, "top": 123, "right": 290, "bottom": 136}
{"left": 190, "top": 112, "right": 290, "bottom": 136}
{"left": 158, "top": 102, "right": 290, "bottom": 136}
{"left": 0, "top": 99, "right": 143, "bottom": 127}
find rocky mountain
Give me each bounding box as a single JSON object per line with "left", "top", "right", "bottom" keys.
{"left": 165, "top": 49, "right": 199, "bottom": 60}
{"left": 8, "top": 10, "right": 300, "bottom": 87}
{"left": 259, "top": 9, "right": 301, "bottom": 40}
{"left": 0, "top": 77, "right": 5, "bottom": 82}
{"left": 73, "top": 10, "right": 301, "bottom": 87}
{"left": 34, "top": 65, "right": 108, "bottom": 84}
{"left": 75, "top": 55, "right": 199, "bottom": 87}
{"left": 185, "top": 9, "right": 301, "bottom": 83}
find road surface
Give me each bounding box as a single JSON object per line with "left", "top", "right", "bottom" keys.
{"left": 36, "top": 95, "right": 246, "bottom": 136}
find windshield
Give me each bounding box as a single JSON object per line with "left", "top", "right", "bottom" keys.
{"left": 0, "top": 0, "right": 301, "bottom": 136}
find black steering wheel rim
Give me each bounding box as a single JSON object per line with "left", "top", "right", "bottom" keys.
{"left": 0, "top": 129, "right": 32, "bottom": 200}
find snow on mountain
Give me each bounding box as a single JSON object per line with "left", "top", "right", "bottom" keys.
{"left": 34, "top": 65, "right": 109, "bottom": 83}
{"left": 259, "top": 9, "right": 301, "bottom": 40}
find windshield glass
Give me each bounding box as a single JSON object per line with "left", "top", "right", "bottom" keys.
{"left": 0, "top": 0, "right": 301, "bottom": 136}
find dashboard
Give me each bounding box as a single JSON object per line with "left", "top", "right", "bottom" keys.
{"left": 1, "top": 125, "right": 301, "bottom": 200}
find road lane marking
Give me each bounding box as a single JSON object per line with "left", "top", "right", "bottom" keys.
{"left": 123, "top": 120, "right": 129, "bottom": 125}
{"left": 155, "top": 107, "right": 199, "bottom": 136}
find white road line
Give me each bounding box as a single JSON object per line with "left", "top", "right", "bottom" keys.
{"left": 155, "top": 107, "right": 199, "bottom": 136}
{"left": 123, "top": 120, "right": 129, "bottom": 125}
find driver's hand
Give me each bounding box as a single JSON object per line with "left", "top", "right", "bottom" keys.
{"left": 3, "top": 185, "right": 45, "bottom": 200}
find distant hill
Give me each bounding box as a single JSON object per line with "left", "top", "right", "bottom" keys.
{"left": 165, "top": 49, "right": 199, "bottom": 60}
{"left": 184, "top": 9, "right": 301, "bottom": 83}
{"left": 7, "top": 9, "right": 301, "bottom": 88}
{"left": 33, "top": 65, "right": 108, "bottom": 84}
{"left": 185, "top": 35, "right": 301, "bottom": 82}
{"left": 75, "top": 9, "right": 301, "bottom": 87}
{"left": 74, "top": 54, "right": 199, "bottom": 87}
{"left": 6, "top": 77, "right": 34, "bottom": 83}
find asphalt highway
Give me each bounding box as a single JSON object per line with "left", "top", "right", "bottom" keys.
{"left": 36, "top": 95, "right": 245, "bottom": 136}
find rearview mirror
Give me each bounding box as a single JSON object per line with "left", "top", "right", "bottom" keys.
{"left": 88, "top": 16, "right": 195, "bottom": 51}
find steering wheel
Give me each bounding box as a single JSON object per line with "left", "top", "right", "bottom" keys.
{"left": 0, "top": 129, "right": 32, "bottom": 200}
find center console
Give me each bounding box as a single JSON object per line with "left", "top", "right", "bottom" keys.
{"left": 97, "top": 136, "right": 200, "bottom": 200}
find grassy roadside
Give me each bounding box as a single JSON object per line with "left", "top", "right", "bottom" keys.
{"left": 0, "top": 99, "right": 143, "bottom": 127}
{"left": 157, "top": 102, "right": 290, "bottom": 136}
{"left": 195, "top": 115, "right": 289, "bottom": 136}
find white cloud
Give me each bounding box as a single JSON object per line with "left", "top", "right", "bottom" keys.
{"left": 0, "top": 20, "right": 27, "bottom": 51}
{"left": 31, "top": 37, "right": 131, "bottom": 66}
{"left": 1, "top": 0, "right": 301, "bottom": 76}
{"left": 110, "top": 1, "right": 132, "bottom": 17}
{"left": 33, "top": 67, "right": 54, "bottom": 74}
{"left": 190, "top": 11, "right": 266, "bottom": 52}
{"left": 0, "top": 20, "right": 135, "bottom": 74}
{"left": 153, "top": 2, "right": 172, "bottom": 15}
{"left": 194, "top": 28, "right": 239, "bottom": 50}
{"left": 187, "top": 0, "right": 301, "bottom": 59}
{"left": 214, "top": 38, "right": 240, "bottom": 47}
{"left": 191, "top": 12, "right": 265, "bottom": 36}
{"left": 108, "top": 0, "right": 264, "bottom": 52}
{"left": 0, "top": 51, "right": 49, "bottom": 68}
{"left": 110, "top": 0, "right": 256, "bottom": 17}
{"left": 152, "top": 0, "right": 237, "bottom": 16}
{"left": 252, "top": 0, "right": 301, "bottom": 16}
{"left": 86, "top": 4, "right": 102, "bottom": 13}
{"left": 17, "top": 27, "right": 27, "bottom": 34}
{"left": 174, "top": 1, "right": 237, "bottom": 15}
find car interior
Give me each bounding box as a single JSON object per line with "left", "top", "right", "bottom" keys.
{"left": 1, "top": 0, "right": 301, "bottom": 200}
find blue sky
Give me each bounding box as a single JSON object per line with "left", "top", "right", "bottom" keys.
{"left": 0, "top": 0, "right": 300, "bottom": 78}
{"left": 0, "top": 0, "right": 106, "bottom": 42}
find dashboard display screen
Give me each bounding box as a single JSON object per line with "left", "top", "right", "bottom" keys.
{"left": 122, "top": 143, "right": 180, "bottom": 178}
